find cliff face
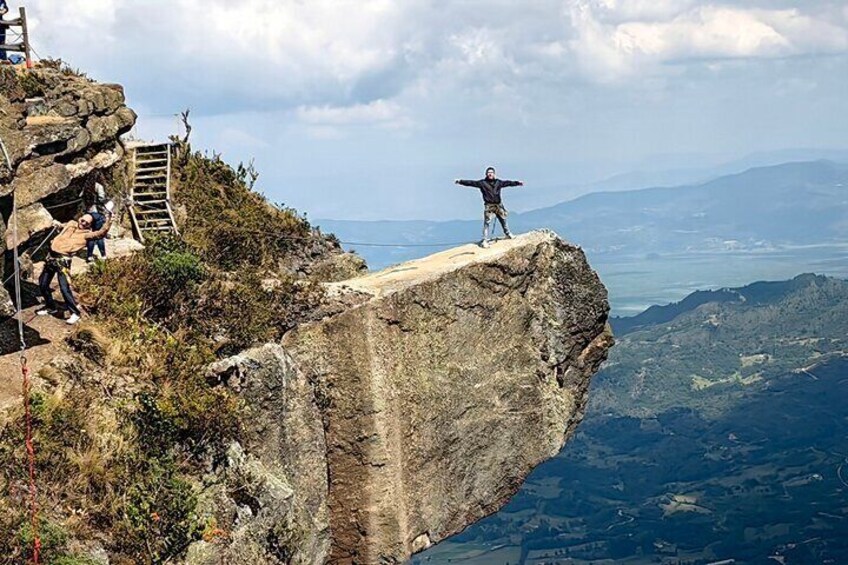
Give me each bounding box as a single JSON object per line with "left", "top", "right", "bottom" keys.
{"left": 0, "top": 65, "right": 136, "bottom": 313}
{"left": 283, "top": 230, "right": 612, "bottom": 563}
{"left": 190, "top": 345, "right": 330, "bottom": 564}
{"left": 190, "top": 230, "right": 611, "bottom": 564}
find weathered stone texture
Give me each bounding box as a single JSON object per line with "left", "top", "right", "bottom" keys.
{"left": 283, "top": 230, "right": 613, "bottom": 564}
{"left": 186, "top": 344, "right": 330, "bottom": 565}
{"left": 0, "top": 65, "right": 136, "bottom": 309}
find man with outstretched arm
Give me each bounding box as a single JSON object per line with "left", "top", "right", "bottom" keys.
{"left": 37, "top": 213, "right": 111, "bottom": 325}
{"left": 455, "top": 166, "right": 524, "bottom": 248}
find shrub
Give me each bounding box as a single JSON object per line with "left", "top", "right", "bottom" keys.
{"left": 66, "top": 322, "right": 110, "bottom": 365}
{"left": 149, "top": 236, "right": 205, "bottom": 291}
{"left": 21, "top": 142, "right": 338, "bottom": 563}
{"left": 171, "top": 148, "right": 316, "bottom": 270}
{"left": 111, "top": 454, "right": 201, "bottom": 563}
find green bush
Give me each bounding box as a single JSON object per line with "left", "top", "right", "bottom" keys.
{"left": 51, "top": 555, "right": 103, "bottom": 565}
{"left": 151, "top": 248, "right": 204, "bottom": 291}
{"left": 112, "top": 454, "right": 201, "bottom": 562}
{"left": 171, "top": 148, "right": 315, "bottom": 270}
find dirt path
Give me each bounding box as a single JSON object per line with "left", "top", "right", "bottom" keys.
{"left": 0, "top": 303, "right": 78, "bottom": 416}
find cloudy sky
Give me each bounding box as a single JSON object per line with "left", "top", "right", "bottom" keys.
{"left": 21, "top": 0, "right": 848, "bottom": 220}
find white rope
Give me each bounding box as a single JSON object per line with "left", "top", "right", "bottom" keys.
{"left": 1, "top": 133, "right": 26, "bottom": 351}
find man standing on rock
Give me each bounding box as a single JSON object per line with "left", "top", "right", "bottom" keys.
{"left": 37, "top": 213, "right": 111, "bottom": 325}
{"left": 455, "top": 167, "right": 524, "bottom": 248}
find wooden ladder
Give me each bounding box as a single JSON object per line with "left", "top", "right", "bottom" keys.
{"left": 129, "top": 143, "right": 178, "bottom": 243}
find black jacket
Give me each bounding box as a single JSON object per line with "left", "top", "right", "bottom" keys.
{"left": 457, "top": 178, "right": 522, "bottom": 205}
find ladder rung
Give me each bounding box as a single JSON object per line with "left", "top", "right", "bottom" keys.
{"left": 136, "top": 147, "right": 169, "bottom": 153}
{"left": 135, "top": 193, "right": 168, "bottom": 198}
{"left": 136, "top": 165, "right": 168, "bottom": 172}
{"left": 135, "top": 209, "right": 169, "bottom": 215}
{"left": 140, "top": 226, "right": 175, "bottom": 232}
{"left": 135, "top": 174, "right": 167, "bottom": 181}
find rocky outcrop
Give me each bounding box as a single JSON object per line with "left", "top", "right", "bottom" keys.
{"left": 0, "top": 64, "right": 136, "bottom": 307}
{"left": 187, "top": 231, "right": 611, "bottom": 564}
{"left": 189, "top": 345, "right": 331, "bottom": 564}
{"left": 244, "top": 230, "right": 610, "bottom": 564}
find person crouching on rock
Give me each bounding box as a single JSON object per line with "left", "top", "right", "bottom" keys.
{"left": 37, "top": 213, "right": 111, "bottom": 325}
{"left": 455, "top": 167, "right": 524, "bottom": 248}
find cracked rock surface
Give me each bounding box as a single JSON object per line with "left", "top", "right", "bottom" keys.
{"left": 282, "top": 230, "right": 613, "bottom": 564}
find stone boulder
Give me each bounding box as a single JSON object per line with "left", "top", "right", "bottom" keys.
{"left": 4, "top": 202, "right": 53, "bottom": 249}
{"left": 187, "top": 344, "right": 330, "bottom": 565}
{"left": 0, "top": 65, "right": 137, "bottom": 313}
{"left": 281, "top": 230, "right": 613, "bottom": 564}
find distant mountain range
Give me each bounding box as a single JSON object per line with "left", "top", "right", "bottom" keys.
{"left": 610, "top": 273, "right": 837, "bottom": 335}
{"left": 512, "top": 148, "right": 848, "bottom": 212}
{"left": 319, "top": 160, "right": 848, "bottom": 270}
{"left": 595, "top": 273, "right": 848, "bottom": 419}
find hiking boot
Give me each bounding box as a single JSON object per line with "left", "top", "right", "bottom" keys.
{"left": 480, "top": 239, "right": 490, "bottom": 249}
{"left": 86, "top": 256, "right": 95, "bottom": 263}
{"left": 505, "top": 232, "right": 514, "bottom": 239}
{"left": 36, "top": 307, "right": 58, "bottom": 316}
{"left": 66, "top": 313, "right": 81, "bottom": 325}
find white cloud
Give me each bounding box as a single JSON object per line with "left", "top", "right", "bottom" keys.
{"left": 27, "top": 0, "right": 418, "bottom": 109}
{"left": 586, "top": 0, "right": 697, "bottom": 23}
{"left": 295, "top": 99, "right": 414, "bottom": 138}
{"left": 566, "top": 2, "right": 848, "bottom": 82}
{"left": 22, "top": 0, "right": 848, "bottom": 113}
{"left": 296, "top": 99, "right": 408, "bottom": 126}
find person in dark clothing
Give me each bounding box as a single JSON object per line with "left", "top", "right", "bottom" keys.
{"left": 38, "top": 213, "right": 111, "bottom": 325}
{"left": 0, "top": 1, "right": 9, "bottom": 62}
{"left": 38, "top": 256, "right": 78, "bottom": 320}
{"left": 85, "top": 210, "right": 107, "bottom": 261}
{"left": 455, "top": 167, "right": 524, "bottom": 247}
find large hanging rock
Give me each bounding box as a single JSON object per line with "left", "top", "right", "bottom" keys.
{"left": 282, "top": 230, "right": 613, "bottom": 564}
{"left": 191, "top": 231, "right": 612, "bottom": 564}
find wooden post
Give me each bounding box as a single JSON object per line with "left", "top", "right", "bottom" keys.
{"left": 129, "top": 147, "right": 143, "bottom": 243}
{"left": 19, "top": 7, "right": 31, "bottom": 69}
{"left": 165, "top": 143, "right": 179, "bottom": 235}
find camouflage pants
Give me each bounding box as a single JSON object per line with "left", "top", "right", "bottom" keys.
{"left": 483, "top": 203, "right": 510, "bottom": 240}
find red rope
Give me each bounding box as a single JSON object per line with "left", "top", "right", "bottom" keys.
{"left": 21, "top": 357, "right": 41, "bottom": 564}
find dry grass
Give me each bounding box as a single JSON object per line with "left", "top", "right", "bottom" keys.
{"left": 66, "top": 323, "right": 110, "bottom": 365}
{"left": 37, "top": 365, "right": 62, "bottom": 386}
{"left": 0, "top": 144, "right": 340, "bottom": 562}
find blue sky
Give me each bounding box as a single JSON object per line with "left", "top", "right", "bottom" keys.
{"left": 22, "top": 0, "right": 848, "bottom": 220}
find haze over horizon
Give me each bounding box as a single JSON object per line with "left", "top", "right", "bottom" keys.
{"left": 23, "top": 0, "right": 848, "bottom": 220}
